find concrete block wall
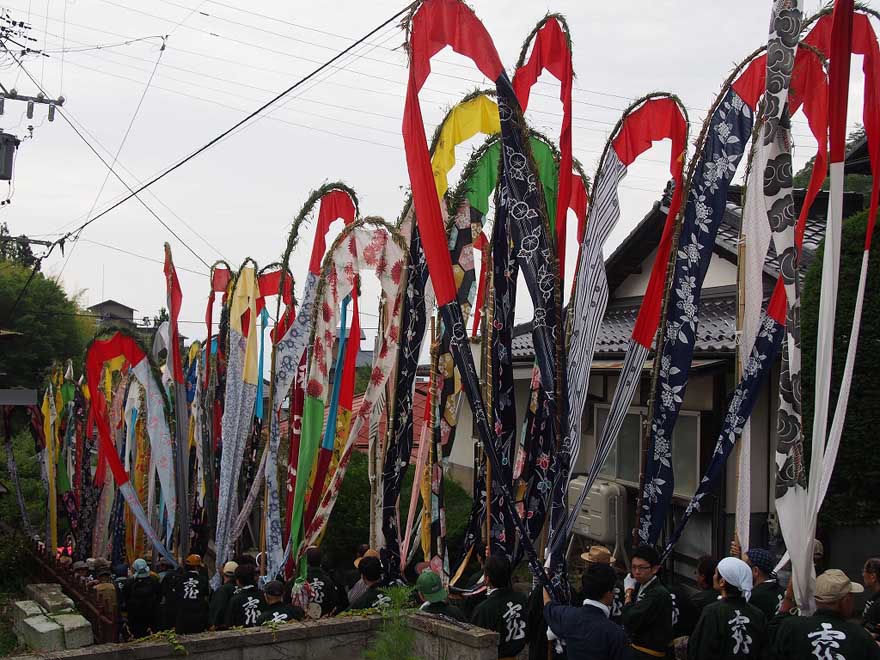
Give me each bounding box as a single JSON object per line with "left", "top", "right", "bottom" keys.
{"left": 7, "top": 612, "right": 499, "bottom": 660}
{"left": 13, "top": 596, "right": 94, "bottom": 652}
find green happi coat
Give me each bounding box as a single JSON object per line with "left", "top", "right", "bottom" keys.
{"left": 621, "top": 577, "right": 673, "bottom": 656}
{"left": 749, "top": 579, "right": 784, "bottom": 621}
{"left": 687, "top": 596, "right": 767, "bottom": 660}
{"left": 772, "top": 609, "right": 880, "bottom": 660}
{"left": 471, "top": 587, "right": 529, "bottom": 658}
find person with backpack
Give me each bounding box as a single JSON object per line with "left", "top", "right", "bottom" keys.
{"left": 122, "top": 558, "right": 161, "bottom": 639}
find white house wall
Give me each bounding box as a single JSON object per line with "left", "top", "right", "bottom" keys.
{"left": 614, "top": 248, "right": 738, "bottom": 299}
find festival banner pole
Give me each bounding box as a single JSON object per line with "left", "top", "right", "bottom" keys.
{"left": 165, "top": 244, "right": 190, "bottom": 561}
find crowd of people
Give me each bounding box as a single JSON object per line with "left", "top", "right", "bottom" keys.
{"left": 55, "top": 541, "right": 879, "bottom": 659}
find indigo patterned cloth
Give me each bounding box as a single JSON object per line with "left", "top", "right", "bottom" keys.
{"left": 380, "top": 223, "right": 429, "bottom": 577}
{"left": 661, "top": 312, "right": 783, "bottom": 557}
{"left": 639, "top": 87, "right": 754, "bottom": 544}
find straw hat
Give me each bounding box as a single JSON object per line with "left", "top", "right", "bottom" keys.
{"left": 580, "top": 545, "right": 614, "bottom": 565}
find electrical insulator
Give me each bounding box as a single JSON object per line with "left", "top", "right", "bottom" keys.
{"left": 48, "top": 104, "right": 55, "bottom": 122}
{"left": 26, "top": 100, "right": 34, "bottom": 119}
{"left": 0, "top": 97, "right": 4, "bottom": 115}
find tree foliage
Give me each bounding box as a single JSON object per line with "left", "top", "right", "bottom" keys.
{"left": 0, "top": 223, "right": 37, "bottom": 268}
{"left": 802, "top": 207, "right": 880, "bottom": 526}
{"left": 0, "top": 260, "right": 94, "bottom": 387}
{"left": 320, "top": 451, "right": 472, "bottom": 568}
{"left": 793, "top": 125, "right": 872, "bottom": 194}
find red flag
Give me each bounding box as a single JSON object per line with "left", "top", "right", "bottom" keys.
{"left": 163, "top": 244, "right": 185, "bottom": 384}
{"left": 513, "top": 16, "right": 574, "bottom": 280}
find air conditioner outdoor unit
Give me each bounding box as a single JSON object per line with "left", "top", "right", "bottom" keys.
{"left": 567, "top": 477, "right": 627, "bottom": 545}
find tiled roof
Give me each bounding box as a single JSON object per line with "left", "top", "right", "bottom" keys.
{"left": 512, "top": 295, "right": 738, "bottom": 360}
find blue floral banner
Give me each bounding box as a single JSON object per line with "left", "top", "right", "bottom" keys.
{"left": 661, "top": 312, "right": 784, "bottom": 558}
{"left": 639, "top": 87, "right": 754, "bottom": 544}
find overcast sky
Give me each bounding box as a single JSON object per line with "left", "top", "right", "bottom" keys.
{"left": 1, "top": 0, "right": 871, "bottom": 349}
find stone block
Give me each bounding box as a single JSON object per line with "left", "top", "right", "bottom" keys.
{"left": 25, "top": 582, "right": 75, "bottom": 613}
{"left": 12, "top": 600, "right": 44, "bottom": 631}
{"left": 18, "top": 614, "right": 65, "bottom": 652}
{"left": 55, "top": 613, "right": 94, "bottom": 649}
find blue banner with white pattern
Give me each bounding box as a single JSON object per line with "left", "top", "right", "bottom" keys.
{"left": 639, "top": 87, "right": 754, "bottom": 544}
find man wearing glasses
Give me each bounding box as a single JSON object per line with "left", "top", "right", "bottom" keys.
{"left": 620, "top": 545, "right": 673, "bottom": 659}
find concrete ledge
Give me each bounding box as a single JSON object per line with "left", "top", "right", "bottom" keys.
{"left": 55, "top": 613, "right": 94, "bottom": 649}
{"left": 8, "top": 610, "right": 501, "bottom": 660}
{"left": 18, "top": 615, "right": 65, "bottom": 652}
{"left": 12, "top": 601, "right": 44, "bottom": 631}
{"left": 25, "top": 583, "right": 75, "bottom": 613}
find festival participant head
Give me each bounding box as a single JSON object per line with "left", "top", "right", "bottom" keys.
{"left": 813, "top": 539, "right": 825, "bottom": 572}
{"left": 416, "top": 570, "right": 447, "bottom": 605}
{"left": 185, "top": 554, "right": 202, "bottom": 572}
{"left": 715, "top": 557, "right": 753, "bottom": 601}
{"left": 815, "top": 569, "right": 864, "bottom": 618}
{"left": 695, "top": 555, "right": 718, "bottom": 591}
{"left": 354, "top": 544, "right": 370, "bottom": 562}
{"left": 581, "top": 563, "right": 618, "bottom": 608}
{"left": 132, "top": 558, "right": 150, "bottom": 579}
{"left": 72, "top": 561, "right": 89, "bottom": 579}
{"left": 744, "top": 548, "right": 775, "bottom": 586}
{"left": 863, "top": 558, "right": 880, "bottom": 594}
{"left": 234, "top": 553, "right": 257, "bottom": 567}
{"left": 235, "top": 563, "right": 257, "bottom": 588}
{"left": 222, "top": 561, "right": 239, "bottom": 583}
{"left": 359, "top": 556, "right": 382, "bottom": 587}
{"left": 58, "top": 554, "right": 73, "bottom": 569}
{"left": 484, "top": 555, "right": 512, "bottom": 590}
{"left": 354, "top": 548, "right": 380, "bottom": 569}
{"left": 580, "top": 545, "right": 614, "bottom": 567}
{"left": 264, "top": 580, "right": 285, "bottom": 606}
{"left": 630, "top": 545, "right": 661, "bottom": 586}
{"left": 95, "top": 560, "right": 113, "bottom": 583}
{"left": 306, "top": 546, "right": 322, "bottom": 569}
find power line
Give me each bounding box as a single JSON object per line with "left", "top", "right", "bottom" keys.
{"left": 59, "top": 35, "right": 168, "bottom": 277}
{"left": 3, "top": 47, "right": 211, "bottom": 268}
{"left": 40, "top": 2, "right": 418, "bottom": 244}
{"left": 77, "top": 237, "right": 208, "bottom": 275}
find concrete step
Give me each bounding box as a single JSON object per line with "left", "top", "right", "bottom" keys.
{"left": 17, "top": 615, "right": 64, "bottom": 652}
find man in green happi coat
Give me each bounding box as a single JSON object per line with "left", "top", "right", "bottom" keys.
{"left": 621, "top": 545, "right": 673, "bottom": 659}
{"left": 743, "top": 548, "right": 785, "bottom": 621}
{"left": 772, "top": 569, "right": 880, "bottom": 660}
{"left": 688, "top": 556, "right": 767, "bottom": 660}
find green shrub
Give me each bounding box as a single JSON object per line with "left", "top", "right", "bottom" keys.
{"left": 802, "top": 207, "right": 880, "bottom": 526}
{"left": 320, "top": 451, "right": 472, "bottom": 567}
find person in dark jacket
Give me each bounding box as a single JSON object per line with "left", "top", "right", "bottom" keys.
{"left": 256, "top": 581, "right": 304, "bottom": 625}
{"left": 346, "top": 556, "right": 390, "bottom": 610}
{"left": 471, "top": 555, "right": 528, "bottom": 660}
{"left": 691, "top": 555, "right": 720, "bottom": 615}
{"left": 304, "top": 546, "right": 345, "bottom": 616}
{"left": 175, "top": 554, "right": 210, "bottom": 635}
{"left": 576, "top": 545, "right": 625, "bottom": 623}
{"left": 687, "top": 556, "right": 767, "bottom": 660}
{"left": 543, "top": 562, "right": 629, "bottom": 660}
{"left": 742, "top": 548, "right": 784, "bottom": 621}
{"left": 670, "top": 581, "right": 698, "bottom": 639}
{"left": 208, "top": 561, "right": 238, "bottom": 629}
{"left": 862, "top": 557, "right": 880, "bottom": 640}
{"left": 772, "top": 569, "right": 879, "bottom": 660}
{"left": 416, "top": 569, "right": 467, "bottom": 622}
{"left": 225, "top": 563, "right": 266, "bottom": 628}
{"left": 621, "top": 545, "right": 673, "bottom": 660}
{"left": 158, "top": 560, "right": 180, "bottom": 631}
{"left": 122, "top": 558, "right": 161, "bottom": 639}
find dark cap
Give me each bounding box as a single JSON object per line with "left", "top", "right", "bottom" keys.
{"left": 264, "top": 580, "right": 285, "bottom": 597}
{"left": 359, "top": 556, "right": 382, "bottom": 582}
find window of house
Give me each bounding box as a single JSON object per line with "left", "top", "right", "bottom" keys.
{"left": 594, "top": 404, "right": 701, "bottom": 498}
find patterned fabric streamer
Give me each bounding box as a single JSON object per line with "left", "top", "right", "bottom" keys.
{"left": 638, "top": 88, "right": 753, "bottom": 544}
{"left": 402, "top": 0, "right": 559, "bottom": 596}
{"left": 84, "top": 332, "right": 177, "bottom": 565}
{"left": 267, "top": 189, "right": 355, "bottom": 581}
{"left": 213, "top": 265, "right": 259, "bottom": 585}
{"left": 297, "top": 223, "right": 407, "bottom": 558}
{"left": 551, "top": 96, "right": 688, "bottom": 557}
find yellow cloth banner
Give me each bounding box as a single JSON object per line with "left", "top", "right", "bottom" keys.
{"left": 230, "top": 266, "right": 260, "bottom": 385}
{"left": 431, "top": 94, "right": 500, "bottom": 199}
